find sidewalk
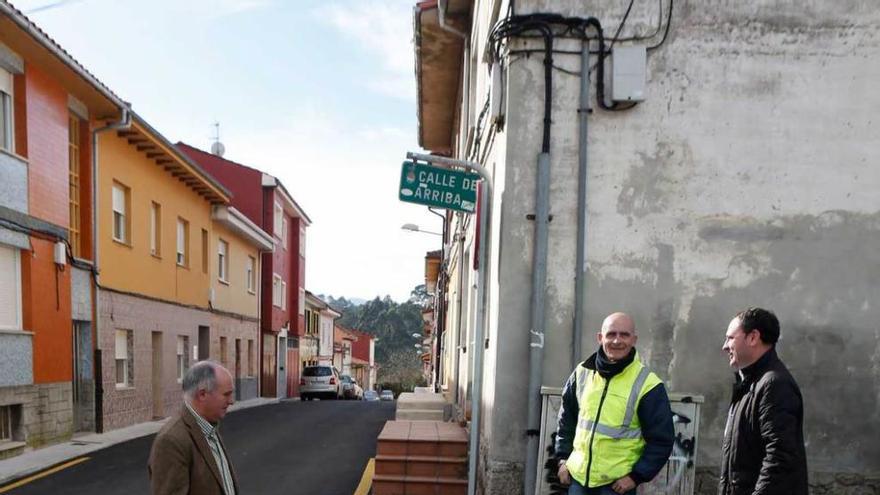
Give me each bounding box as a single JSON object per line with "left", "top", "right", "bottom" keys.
{"left": 0, "top": 396, "right": 279, "bottom": 486}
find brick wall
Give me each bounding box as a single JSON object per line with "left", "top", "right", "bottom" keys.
{"left": 24, "top": 64, "right": 68, "bottom": 228}
{"left": 98, "top": 290, "right": 260, "bottom": 431}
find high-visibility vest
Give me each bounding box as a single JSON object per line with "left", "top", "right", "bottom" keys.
{"left": 565, "top": 353, "right": 662, "bottom": 487}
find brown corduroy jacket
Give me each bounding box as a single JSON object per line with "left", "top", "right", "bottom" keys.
{"left": 148, "top": 406, "right": 240, "bottom": 495}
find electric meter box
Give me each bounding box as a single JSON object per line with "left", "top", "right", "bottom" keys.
{"left": 611, "top": 45, "right": 647, "bottom": 102}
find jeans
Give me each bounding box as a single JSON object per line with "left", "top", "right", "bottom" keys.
{"left": 567, "top": 479, "right": 636, "bottom": 495}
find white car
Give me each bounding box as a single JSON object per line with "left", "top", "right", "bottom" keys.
{"left": 300, "top": 365, "right": 343, "bottom": 400}
{"left": 341, "top": 375, "right": 364, "bottom": 400}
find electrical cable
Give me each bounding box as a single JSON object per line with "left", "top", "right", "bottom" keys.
{"left": 647, "top": 0, "right": 674, "bottom": 51}
{"left": 607, "top": 0, "right": 636, "bottom": 52}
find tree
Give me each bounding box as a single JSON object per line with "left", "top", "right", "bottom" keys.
{"left": 322, "top": 287, "right": 426, "bottom": 390}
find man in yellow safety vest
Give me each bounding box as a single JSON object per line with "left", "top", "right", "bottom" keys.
{"left": 556, "top": 312, "right": 674, "bottom": 494}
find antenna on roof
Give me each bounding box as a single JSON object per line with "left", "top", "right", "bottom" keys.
{"left": 210, "top": 121, "right": 226, "bottom": 157}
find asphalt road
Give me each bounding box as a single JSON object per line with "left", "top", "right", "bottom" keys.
{"left": 6, "top": 400, "right": 396, "bottom": 495}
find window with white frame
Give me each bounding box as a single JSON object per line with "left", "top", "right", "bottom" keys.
{"left": 273, "top": 202, "right": 283, "bottom": 238}
{"left": 282, "top": 218, "right": 288, "bottom": 250}
{"left": 176, "top": 335, "right": 189, "bottom": 382}
{"left": 0, "top": 245, "right": 22, "bottom": 331}
{"left": 281, "top": 281, "right": 287, "bottom": 311}
{"left": 112, "top": 182, "right": 129, "bottom": 243}
{"left": 246, "top": 256, "right": 256, "bottom": 293}
{"left": 176, "top": 218, "right": 189, "bottom": 266}
{"left": 150, "top": 202, "right": 161, "bottom": 256}
{"left": 115, "top": 329, "right": 132, "bottom": 388}
{"left": 299, "top": 226, "right": 306, "bottom": 257}
{"left": 272, "top": 274, "right": 283, "bottom": 308}
{"left": 0, "top": 67, "right": 13, "bottom": 152}
{"left": 218, "top": 239, "right": 229, "bottom": 282}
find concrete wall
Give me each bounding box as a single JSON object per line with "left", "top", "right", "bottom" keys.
{"left": 71, "top": 266, "right": 92, "bottom": 321}
{"left": 442, "top": 0, "right": 880, "bottom": 493}
{"left": 0, "top": 330, "right": 33, "bottom": 387}
{"left": 0, "top": 150, "right": 28, "bottom": 214}
{"left": 0, "top": 382, "right": 73, "bottom": 452}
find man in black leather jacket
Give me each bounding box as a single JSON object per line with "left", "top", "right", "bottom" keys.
{"left": 719, "top": 307, "right": 808, "bottom": 495}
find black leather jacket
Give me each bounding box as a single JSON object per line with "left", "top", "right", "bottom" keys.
{"left": 719, "top": 349, "right": 808, "bottom": 495}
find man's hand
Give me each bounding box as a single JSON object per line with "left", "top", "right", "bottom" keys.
{"left": 557, "top": 461, "right": 571, "bottom": 486}
{"left": 611, "top": 475, "right": 636, "bottom": 494}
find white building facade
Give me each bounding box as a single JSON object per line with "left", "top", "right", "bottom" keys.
{"left": 414, "top": 1, "right": 880, "bottom": 494}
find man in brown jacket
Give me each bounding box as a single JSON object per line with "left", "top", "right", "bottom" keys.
{"left": 149, "top": 360, "right": 239, "bottom": 495}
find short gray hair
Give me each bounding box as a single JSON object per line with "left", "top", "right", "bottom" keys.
{"left": 183, "top": 360, "right": 221, "bottom": 398}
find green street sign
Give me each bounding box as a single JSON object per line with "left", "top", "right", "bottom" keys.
{"left": 399, "top": 161, "right": 480, "bottom": 213}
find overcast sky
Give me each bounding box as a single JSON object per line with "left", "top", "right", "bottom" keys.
{"left": 15, "top": 0, "right": 442, "bottom": 302}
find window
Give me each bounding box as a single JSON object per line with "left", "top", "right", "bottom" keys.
{"left": 272, "top": 274, "right": 283, "bottom": 308}
{"left": 0, "top": 67, "right": 13, "bottom": 152}
{"left": 0, "top": 405, "right": 13, "bottom": 442}
{"left": 68, "top": 115, "right": 81, "bottom": 257}
{"left": 177, "top": 335, "right": 189, "bottom": 382}
{"left": 282, "top": 218, "right": 288, "bottom": 250}
{"left": 201, "top": 229, "right": 208, "bottom": 274}
{"left": 218, "top": 239, "right": 229, "bottom": 282}
{"left": 247, "top": 339, "right": 254, "bottom": 377}
{"left": 246, "top": 256, "right": 256, "bottom": 293}
{"left": 150, "top": 202, "right": 161, "bottom": 256}
{"left": 281, "top": 281, "right": 287, "bottom": 311}
{"left": 112, "top": 182, "right": 129, "bottom": 243}
{"left": 176, "top": 218, "right": 189, "bottom": 266}
{"left": 220, "top": 336, "right": 228, "bottom": 367}
{"left": 273, "top": 202, "right": 283, "bottom": 237}
{"left": 115, "top": 329, "right": 132, "bottom": 388}
{"left": 299, "top": 226, "right": 306, "bottom": 257}
{"left": 299, "top": 288, "right": 305, "bottom": 316}
{"left": 0, "top": 246, "right": 22, "bottom": 330}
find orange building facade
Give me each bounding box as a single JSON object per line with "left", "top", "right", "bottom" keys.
{"left": 0, "top": 4, "right": 129, "bottom": 457}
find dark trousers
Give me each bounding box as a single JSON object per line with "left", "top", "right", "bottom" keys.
{"left": 567, "top": 478, "right": 636, "bottom": 495}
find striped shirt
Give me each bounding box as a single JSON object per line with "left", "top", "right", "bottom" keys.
{"left": 185, "top": 402, "right": 236, "bottom": 495}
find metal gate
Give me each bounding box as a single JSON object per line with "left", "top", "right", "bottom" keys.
{"left": 536, "top": 387, "right": 702, "bottom": 495}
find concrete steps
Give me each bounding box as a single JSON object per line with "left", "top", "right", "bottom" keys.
{"left": 373, "top": 420, "right": 468, "bottom": 495}
{"left": 396, "top": 392, "right": 448, "bottom": 421}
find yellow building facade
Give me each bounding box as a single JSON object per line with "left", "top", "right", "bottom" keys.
{"left": 96, "top": 116, "right": 271, "bottom": 430}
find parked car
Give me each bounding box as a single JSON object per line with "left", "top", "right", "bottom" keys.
{"left": 300, "top": 365, "right": 342, "bottom": 400}
{"left": 380, "top": 389, "right": 394, "bottom": 401}
{"left": 340, "top": 375, "right": 364, "bottom": 400}
{"left": 364, "top": 390, "right": 379, "bottom": 401}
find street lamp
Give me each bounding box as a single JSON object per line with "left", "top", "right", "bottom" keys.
{"left": 401, "top": 223, "right": 442, "bottom": 236}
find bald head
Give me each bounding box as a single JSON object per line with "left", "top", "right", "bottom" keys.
{"left": 601, "top": 312, "right": 636, "bottom": 335}
{"left": 597, "top": 312, "right": 638, "bottom": 362}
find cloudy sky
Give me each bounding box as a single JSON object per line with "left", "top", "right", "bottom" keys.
{"left": 15, "top": 0, "right": 441, "bottom": 302}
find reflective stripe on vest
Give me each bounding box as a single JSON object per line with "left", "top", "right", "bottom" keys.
{"left": 565, "top": 354, "right": 662, "bottom": 488}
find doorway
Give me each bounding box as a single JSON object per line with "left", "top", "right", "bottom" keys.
{"left": 277, "top": 336, "right": 287, "bottom": 399}
{"left": 151, "top": 332, "right": 164, "bottom": 419}
{"left": 72, "top": 321, "right": 94, "bottom": 432}
{"left": 261, "top": 334, "right": 277, "bottom": 397}
{"left": 198, "top": 326, "right": 210, "bottom": 361}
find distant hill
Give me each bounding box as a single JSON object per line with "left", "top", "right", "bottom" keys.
{"left": 318, "top": 286, "right": 430, "bottom": 391}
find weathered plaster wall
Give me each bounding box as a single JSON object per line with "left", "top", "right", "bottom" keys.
{"left": 467, "top": 0, "right": 880, "bottom": 492}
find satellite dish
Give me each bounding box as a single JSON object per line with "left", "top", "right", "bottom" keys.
{"left": 211, "top": 141, "right": 226, "bottom": 157}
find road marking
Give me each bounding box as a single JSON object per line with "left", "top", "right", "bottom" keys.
{"left": 0, "top": 457, "right": 90, "bottom": 493}
{"left": 353, "top": 457, "right": 374, "bottom": 495}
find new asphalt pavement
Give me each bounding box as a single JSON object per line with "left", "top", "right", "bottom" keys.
{"left": 3, "top": 399, "right": 396, "bottom": 495}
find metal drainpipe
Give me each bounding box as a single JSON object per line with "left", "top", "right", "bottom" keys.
{"left": 523, "top": 22, "right": 555, "bottom": 495}
{"left": 573, "top": 38, "right": 591, "bottom": 370}
{"left": 428, "top": 207, "right": 447, "bottom": 392}
{"left": 91, "top": 108, "right": 131, "bottom": 433}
